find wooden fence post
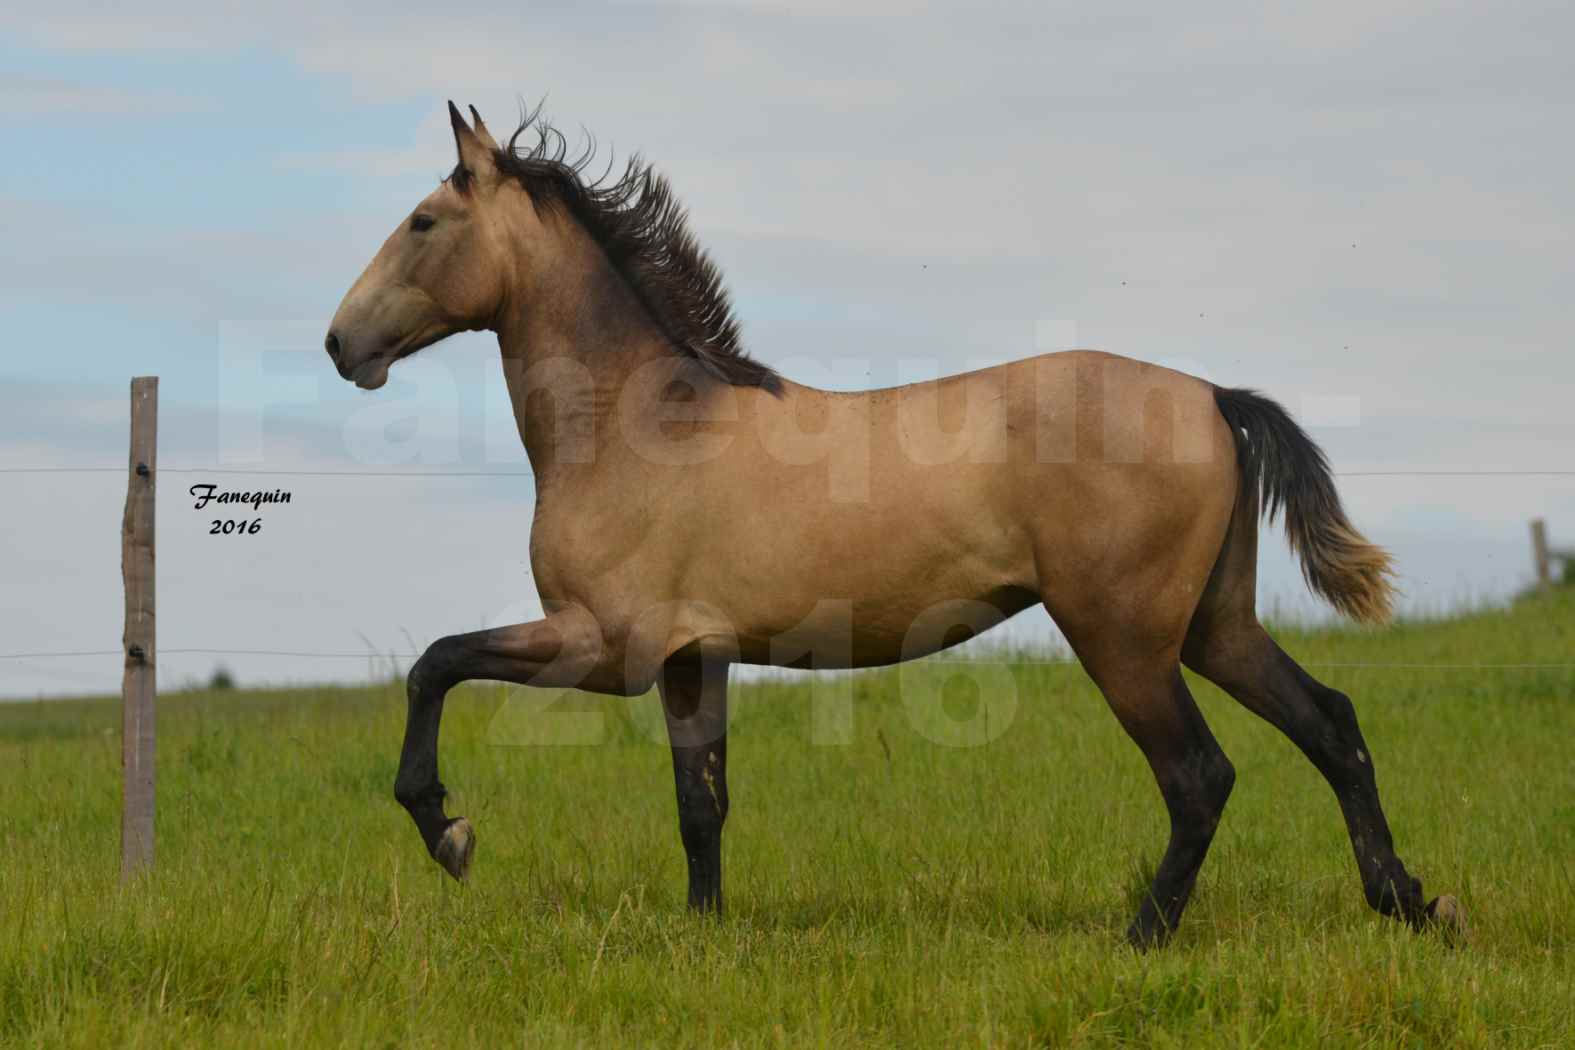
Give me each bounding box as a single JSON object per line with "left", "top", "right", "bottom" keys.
{"left": 1530, "top": 518, "right": 1550, "bottom": 589}
{"left": 122, "top": 377, "right": 157, "bottom": 879}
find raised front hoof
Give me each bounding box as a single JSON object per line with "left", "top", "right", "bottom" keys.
{"left": 433, "top": 817, "right": 475, "bottom": 882}
{"left": 1423, "top": 894, "right": 1469, "bottom": 946}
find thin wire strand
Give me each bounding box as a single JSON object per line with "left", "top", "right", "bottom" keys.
{"left": 926, "top": 658, "right": 1575, "bottom": 670}
{"left": 164, "top": 469, "right": 533, "bottom": 477}
{"left": 1, "top": 649, "right": 1570, "bottom": 670}
{"left": 0, "top": 650, "right": 125, "bottom": 660}
{"left": 0, "top": 467, "right": 535, "bottom": 477}
{"left": 1, "top": 467, "right": 1573, "bottom": 478}
{"left": 0, "top": 649, "right": 409, "bottom": 660}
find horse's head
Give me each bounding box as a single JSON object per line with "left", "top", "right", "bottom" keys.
{"left": 326, "top": 102, "right": 519, "bottom": 390}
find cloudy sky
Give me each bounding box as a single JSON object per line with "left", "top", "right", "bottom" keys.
{"left": 3, "top": 2, "right": 1571, "bottom": 698}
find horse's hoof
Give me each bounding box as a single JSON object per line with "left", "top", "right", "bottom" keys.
{"left": 434, "top": 818, "right": 475, "bottom": 882}
{"left": 1425, "top": 894, "right": 1468, "bottom": 946}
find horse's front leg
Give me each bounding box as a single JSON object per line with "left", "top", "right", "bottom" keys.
{"left": 658, "top": 656, "right": 730, "bottom": 912}
{"left": 396, "top": 607, "right": 604, "bottom": 880}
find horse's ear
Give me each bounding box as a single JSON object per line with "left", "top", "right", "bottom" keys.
{"left": 468, "top": 105, "right": 501, "bottom": 152}
{"left": 448, "top": 100, "right": 498, "bottom": 190}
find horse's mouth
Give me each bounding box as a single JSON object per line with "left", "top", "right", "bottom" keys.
{"left": 350, "top": 356, "right": 393, "bottom": 391}
{"left": 347, "top": 329, "right": 449, "bottom": 390}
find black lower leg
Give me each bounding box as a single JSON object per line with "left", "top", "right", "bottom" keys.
{"left": 671, "top": 738, "right": 728, "bottom": 911}
{"left": 1267, "top": 645, "right": 1426, "bottom": 924}
{"left": 660, "top": 657, "right": 730, "bottom": 914}
{"left": 1129, "top": 743, "right": 1236, "bottom": 947}
{"left": 394, "top": 648, "right": 459, "bottom": 859}
{"left": 1125, "top": 674, "right": 1236, "bottom": 949}
{"left": 389, "top": 616, "right": 600, "bottom": 882}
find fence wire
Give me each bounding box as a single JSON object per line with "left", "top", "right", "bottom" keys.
{"left": 4, "top": 466, "right": 1575, "bottom": 478}
{"left": 1, "top": 649, "right": 1571, "bottom": 671}
{"left": 2, "top": 463, "right": 1571, "bottom": 677}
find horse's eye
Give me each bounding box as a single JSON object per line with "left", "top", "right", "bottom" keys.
{"left": 410, "top": 214, "right": 435, "bottom": 233}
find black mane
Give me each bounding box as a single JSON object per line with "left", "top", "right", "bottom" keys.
{"left": 458, "top": 105, "right": 781, "bottom": 395}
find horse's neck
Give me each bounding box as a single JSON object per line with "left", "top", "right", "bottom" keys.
{"left": 493, "top": 227, "right": 765, "bottom": 485}
{"left": 495, "top": 301, "right": 671, "bottom": 485}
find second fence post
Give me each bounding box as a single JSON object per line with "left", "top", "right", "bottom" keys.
{"left": 122, "top": 376, "right": 157, "bottom": 880}
{"left": 1530, "top": 518, "right": 1551, "bottom": 589}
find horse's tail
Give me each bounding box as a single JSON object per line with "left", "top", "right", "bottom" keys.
{"left": 1212, "top": 386, "right": 1395, "bottom": 624}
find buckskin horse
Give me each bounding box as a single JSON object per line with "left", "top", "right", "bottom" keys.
{"left": 325, "top": 102, "right": 1459, "bottom": 946}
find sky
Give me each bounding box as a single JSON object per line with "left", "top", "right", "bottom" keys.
{"left": 2, "top": 1, "right": 1572, "bottom": 698}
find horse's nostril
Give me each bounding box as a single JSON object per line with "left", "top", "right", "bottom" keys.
{"left": 325, "top": 332, "right": 342, "bottom": 359}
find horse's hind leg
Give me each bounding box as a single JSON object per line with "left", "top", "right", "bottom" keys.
{"left": 1062, "top": 633, "right": 1237, "bottom": 948}
{"left": 1182, "top": 614, "right": 1442, "bottom": 926}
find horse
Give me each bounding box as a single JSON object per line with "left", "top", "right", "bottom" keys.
{"left": 325, "top": 101, "right": 1459, "bottom": 947}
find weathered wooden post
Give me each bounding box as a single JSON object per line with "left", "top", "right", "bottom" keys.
{"left": 1530, "top": 518, "right": 1551, "bottom": 589}
{"left": 122, "top": 377, "right": 157, "bottom": 879}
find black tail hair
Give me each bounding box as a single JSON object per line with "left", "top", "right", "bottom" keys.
{"left": 1213, "top": 386, "right": 1395, "bottom": 623}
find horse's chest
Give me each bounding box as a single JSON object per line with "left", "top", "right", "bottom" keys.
{"left": 529, "top": 501, "right": 662, "bottom": 601}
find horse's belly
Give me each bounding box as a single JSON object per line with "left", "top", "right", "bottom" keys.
{"left": 725, "top": 534, "right": 1040, "bottom": 668}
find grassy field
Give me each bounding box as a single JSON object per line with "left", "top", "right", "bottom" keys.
{"left": 2, "top": 589, "right": 1572, "bottom": 1048}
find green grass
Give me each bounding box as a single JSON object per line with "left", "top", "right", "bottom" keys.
{"left": 2, "top": 589, "right": 1573, "bottom": 1048}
